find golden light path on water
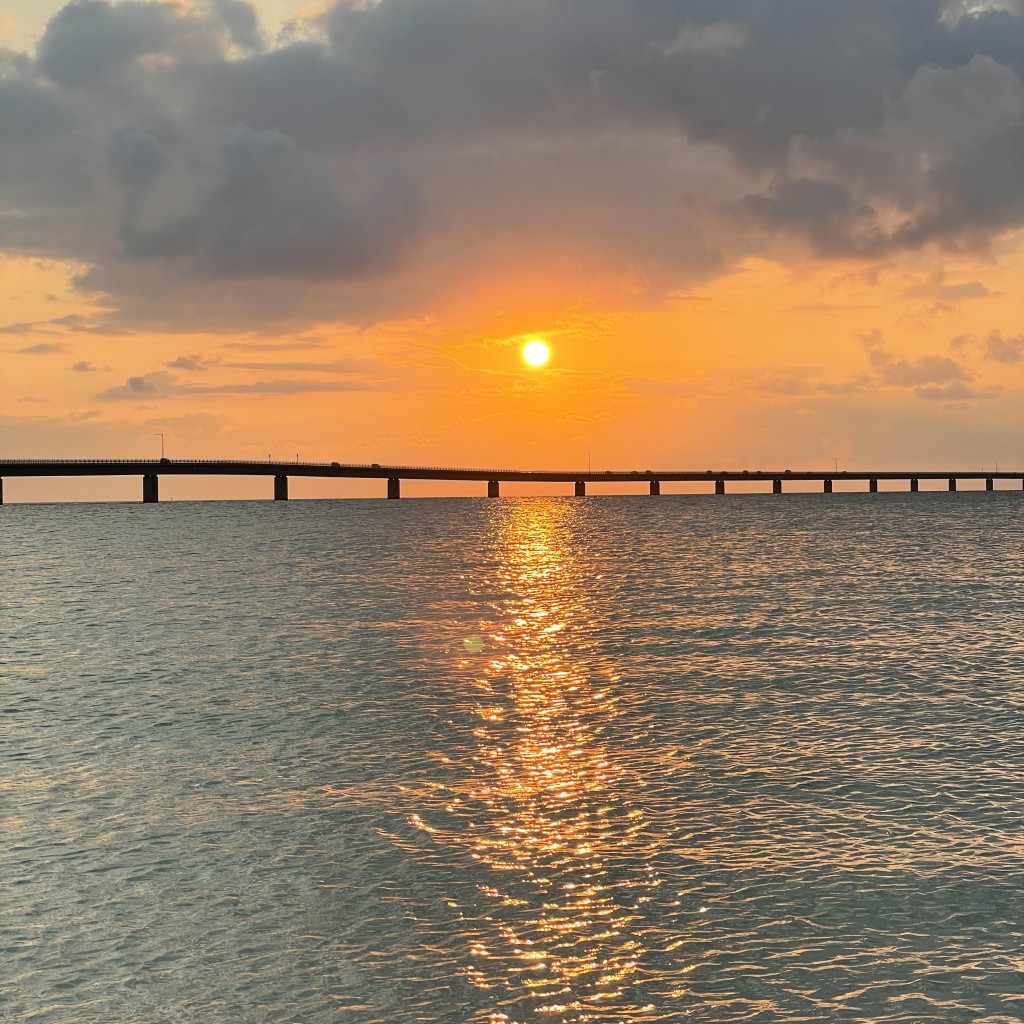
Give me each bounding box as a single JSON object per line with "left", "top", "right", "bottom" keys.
{"left": 5, "top": 498, "right": 1024, "bottom": 1022}
{"left": 409, "top": 501, "right": 666, "bottom": 1022}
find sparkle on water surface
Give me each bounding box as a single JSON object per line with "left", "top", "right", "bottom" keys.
{"left": 2, "top": 494, "right": 1023, "bottom": 1023}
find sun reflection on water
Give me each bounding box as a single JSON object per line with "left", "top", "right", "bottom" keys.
{"left": 411, "top": 500, "right": 663, "bottom": 1022}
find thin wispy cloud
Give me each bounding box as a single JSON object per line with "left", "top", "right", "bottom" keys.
{"left": 13, "top": 342, "right": 68, "bottom": 355}
{"left": 95, "top": 371, "right": 379, "bottom": 401}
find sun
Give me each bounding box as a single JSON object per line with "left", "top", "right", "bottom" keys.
{"left": 522, "top": 339, "right": 551, "bottom": 367}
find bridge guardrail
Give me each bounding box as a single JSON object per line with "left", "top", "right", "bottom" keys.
{"left": 0, "top": 458, "right": 592, "bottom": 474}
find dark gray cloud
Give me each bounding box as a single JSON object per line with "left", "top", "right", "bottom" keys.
{"left": 116, "top": 125, "right": 417, "bottom": 277}
{"left": 35, "top": 0, "right": 219, "bottom": 87}
{"left": 894, "top": 118, "right": 1024, "bottom": 246}
{"left": 737, "top": 52, "right": 1024, "bottom": 255}
{"left": 0, "top": 73, "right": 92, "bottom": 209}
{"left": 738, "top": 178, "right": 882, "bottom": 256}
{"left": 1, "top": 0, "right": 1023, "bottom": 328}
{"left": 108, "top": 126, "right": 167, "bottom": 195}
{"left": 71, "top": 359, "right": 112, "bottom": 371}
{"left": 207, "top": 0, "right": 264, "bottom": 53}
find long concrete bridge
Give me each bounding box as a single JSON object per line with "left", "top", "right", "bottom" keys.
{"left": 0, "top": 459, "right": 1021, "bottom": 503}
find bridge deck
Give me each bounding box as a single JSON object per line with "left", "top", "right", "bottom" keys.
{"left": 1, "top": 460, "right": 1021, "bottom": 483}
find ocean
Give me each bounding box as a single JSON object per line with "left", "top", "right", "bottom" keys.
{"left": 2, "top": 494, "right": 1022, "bottom": 1023}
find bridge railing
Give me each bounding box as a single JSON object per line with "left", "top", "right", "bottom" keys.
{"left": 0, "top": 458, "right": 592, "bottom": 474}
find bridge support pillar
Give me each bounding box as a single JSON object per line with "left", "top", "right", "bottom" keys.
{"left": 0, "top": 478, "right": 3, "bottom": 505}
{"left": 487, "top": 480, "right": 499, "bottom": 498}
{"left": 142, "top": 474, "right": 159, "bottom": 503}
{"left": 274, "top": 475, "right": 288, "bottom": 501}
{"left": 949, "top": 477, "right": 957, "bottom": 492}
{"left": 649, "top": 480, "right": 661, "bottom": 496}
{"left": 986, "top": 477, "right": 994, "bottom": 491}
{"left": 910, "top": 478, "right": 919, "bottom": 492}
{"left": 574, "top": 480, "right": 586, "bottom": 497}
{"left": 715, "top": 479, "right": 725, "bottom": 495}
{"left": 772, "top": 479, "right": 782, "bottom": 494}
{"left": 387, "top": 477, "right": 401, "bottom": 500}
{"left": 824, "top": 478, "right": 833, "bottom": 493}
{"left": 869, "top": 478, "right": 878, "bottom": 493}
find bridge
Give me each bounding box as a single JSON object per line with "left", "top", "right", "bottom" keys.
{"left": 0, "top": 459, "right": 1021, "bottom": 503}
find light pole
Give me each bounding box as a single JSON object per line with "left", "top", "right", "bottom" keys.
{"left": 832, "top": 456, "right": 838, "bottom": 473}
{"left": 155, "top": 433, "right": 165, "bottom": 459}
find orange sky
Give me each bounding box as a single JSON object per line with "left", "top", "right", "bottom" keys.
{"left": 2, "top": 0, "right": 1022, "bottom": 501}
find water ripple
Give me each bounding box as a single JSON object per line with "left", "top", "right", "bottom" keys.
{"left": 1, "top": 494, "right": 1022, "bottom": 1022}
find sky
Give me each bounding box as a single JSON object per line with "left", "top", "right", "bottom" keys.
{"left": 2, "top": 0, "right": 1023, "bottom": 501}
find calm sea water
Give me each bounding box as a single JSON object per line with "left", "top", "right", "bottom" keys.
{"left": 2, "top": 494, "right": 1022, "bottom": 1024}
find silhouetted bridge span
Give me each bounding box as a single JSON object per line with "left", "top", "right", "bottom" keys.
{"left": 0, "top": 460, "right": 1021, "bottom": 503}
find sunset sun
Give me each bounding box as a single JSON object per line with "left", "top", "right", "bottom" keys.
{"left": 522, "top": 339, "right": 551, "bottom": 367}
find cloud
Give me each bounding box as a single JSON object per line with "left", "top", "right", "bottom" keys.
{"left": 35, "top": 0, "right": 219, "bottom": 88}
{"left": 221, "top": 357, "right": 378, "bottom": 373}
{"left": 728, "top": 53, "right": 1024, "bottom": 256}
{"left": 785, "top": 301, "right": 872, "bottom": 313}
{"left": 165, "top": 354, "right": 211, "bottom": 371}
{"left": 114, "top": 125, "right": 418, "bottom": 278}
{"left": 914, "top": 381, "right": 1002, "bottom": 400}
{"left": 984, "top": 330, "right": 1024, "bottom": 362}
{"left": 0, "top": 322, "right": 50, "bottom": 336}
{"left": 661, "top": 21, "right": 750, "bottom": 58}
{"left": 816, "top": 376, "right": 872, "bottom": 394}
{"left": 208, "top": 0, "right": 264, "bottom": 53}
{"left": 849, "top": 328, "right": 1008, "bottom": 402}
{"left": 71, "top": 359, "right": 112, "bottom": 371}
{"left": 897, "top": 301, "right": 959, "bottom": 330}
{"left": 0, "top": 313, "right": 114, "bottom": 335}
{"left": 221, "top": 338, "right": 326, "bottom": 351}
{"left": 95, "top": 370, "right": 173, "bottom": 399}
{"left": 905, "top": 279, "right": 996, "bottom": 300}
{"left": 754, "top": 374, "right": 814, "bottom": 396}
{"left": 859, "top": 329, "right": 971, "bottom": 386}
{"left": 1, "top": 0, "right": 1023, "bottom": 330}
{"left": 738, "top": 178, "right": 882, "bottom": 256}
{"left": 95, "top": 369, "right": 379, "bottom": 400}
{"left": 14, "top": 341, "right": 68, "bottom": 354}
{"left": 178, "top": 378, "right": 378, "bottom": 395}
{"left": 951, "top": 329, "right": 1024, "bottom": 361}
